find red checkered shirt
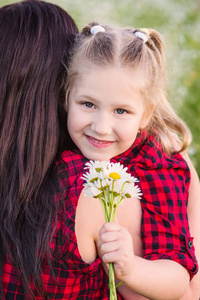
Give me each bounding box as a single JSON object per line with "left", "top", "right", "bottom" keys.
{"left": 2, "top": 132, "right": 198, "bottom": 299}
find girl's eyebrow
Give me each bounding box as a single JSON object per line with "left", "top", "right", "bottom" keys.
{"left": 76, "top": 94, "right": 98, "bottom": 102}
{"left": 113, "top": 104, "right": 135, "bottom": 109}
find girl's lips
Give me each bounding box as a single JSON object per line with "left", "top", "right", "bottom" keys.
{"left": 85, "top": 135, "right": 114, "bottom": 148}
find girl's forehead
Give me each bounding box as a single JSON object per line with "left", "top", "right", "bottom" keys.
{"left": 70, "top": 65, "right": 148, "bottom": 108}
{"left": 74, "top": 62, "right": 148, "bottom": 90}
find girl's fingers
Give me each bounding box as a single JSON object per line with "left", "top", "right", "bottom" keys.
{"left": 99, "top": 222, "right": 121, "bottom": 235}
{"left": 98, "top": 230, "right": 119, "bottom": 245}
{"left": 101, "top": 249, "right": 120, "bottom": 264}
{"left": 99, "top": 240, "right": 120, "bottom": 255}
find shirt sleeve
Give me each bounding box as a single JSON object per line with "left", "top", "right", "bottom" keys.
{"left": 137, "top": 165, "right": 198, "bottom": 279}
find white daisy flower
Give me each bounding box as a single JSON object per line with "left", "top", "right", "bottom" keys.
{"left": 93, "top": 177, "right": 110, "bottom": 190}
{"left": 82, "top": 170, "right": 99, "bottom": 186}
{"left": 82, "top": 166, "right": 103, "bottom": 184}
{"left": 106, "top": 162, "right": 131, "bottom": 182}
{"left": 84, "top": 186, "right": 103, "bottom": 198}
{"left": 121, "top": 182, "right": 142, "bottom": 199}
{"left": 82, "top": 160, "right": 142, "bottom": 209}
{"left": 126, "top": 175, "right": 139, "bottom": 183}
{"left": 108, "top": 180, "right": 123, "bottom": 195}
{"left": 84, "top": 160, "right": 109, "bottom": 173}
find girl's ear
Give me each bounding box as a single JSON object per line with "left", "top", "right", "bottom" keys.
{"left": 140, "top": 103, "right": 155, "bottom": 129}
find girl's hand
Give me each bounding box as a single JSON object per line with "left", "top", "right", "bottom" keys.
{"left": 98, "top": 222, "right": 135, "bottom": 280}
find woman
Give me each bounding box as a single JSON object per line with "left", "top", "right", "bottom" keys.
{"left": 0, "top": 1, "right": 84, "bottom": 299}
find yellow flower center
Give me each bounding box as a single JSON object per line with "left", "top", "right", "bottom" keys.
{"left": 109, "top": 172, "right": 121, "bottom": 180}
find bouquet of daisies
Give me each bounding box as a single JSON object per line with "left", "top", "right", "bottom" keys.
{"left": 82, "top": 161, "right": 142, "bottom": 300}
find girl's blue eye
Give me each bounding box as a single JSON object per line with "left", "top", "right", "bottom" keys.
{"left": 83, "top": 102, "right": 94, "bottom": 108}
{"left": 116, "top": 108, "right": 126, "bottom": 114}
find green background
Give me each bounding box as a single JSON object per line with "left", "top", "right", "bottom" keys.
{"left": 1, "top": 0, "right": 200, "bottom": 176}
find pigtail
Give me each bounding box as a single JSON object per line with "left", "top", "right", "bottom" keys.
{"left": 81, "top": 22, "right": 100, "bottom": 36}
{"left": 132, "top": 28, "right": 191, "bottom": 153}
{"left": 149, "top": 93, "right": 192, "bottom": 154}
{"left": 146, "top": 29, "right": 166, "bottom": 81}
{"left": 146, "top": 29, "right": 165, "bottom": 58}
{"left": 141, "top": 29, "right": 191, "bottom": 153}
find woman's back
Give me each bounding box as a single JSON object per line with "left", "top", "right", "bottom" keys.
{"left": 0, "top": 1, "right": 77, "bottom": 298}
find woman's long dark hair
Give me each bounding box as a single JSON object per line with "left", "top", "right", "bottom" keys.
{"left": 0, "top": 0, "right": 78, "bottom": 298}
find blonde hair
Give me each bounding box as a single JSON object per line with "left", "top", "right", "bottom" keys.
{"left": 65, "top": 22, "right": 191, "bottom": 155}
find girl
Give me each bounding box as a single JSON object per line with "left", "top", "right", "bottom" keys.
{"left": 63, "top": 23, "right": 199, "bottom": 299}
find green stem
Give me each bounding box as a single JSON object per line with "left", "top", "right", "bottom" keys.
{"left": 109, "top": 180, "right": 118, "bottom": 222}
{"left": 100, "top": 185, "right": 122, "bottom": 299}
{"left": 110, "top": 205, "right": 117, "bottom": 222}
{"left": 109, "top": 181, "right": 114, "bottom": 222}
{"left": 103, "top": 189, "right": 109, "bottom": 222}
{"left": 115, "top": 196, "right": 124, "bottom": 210}
{"left": 109, "top": 262, "right": 118, "bottom": 300}
{"left": 98, "top": 196, "right": 108, "bottom": 222}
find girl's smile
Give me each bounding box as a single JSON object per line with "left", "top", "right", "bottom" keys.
{"left": 86, "top": 135, "right": 114, "bottom": 148}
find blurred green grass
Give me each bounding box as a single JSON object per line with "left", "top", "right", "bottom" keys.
{"left": 1, "top": 0, "right": 200, "bottom": 176}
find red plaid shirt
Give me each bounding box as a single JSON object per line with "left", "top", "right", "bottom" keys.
{"left": 111, "top": 132, "right": 198, "bottom": 278}
{"left": 2, "top": 133, "right": 198, "bottom": 299}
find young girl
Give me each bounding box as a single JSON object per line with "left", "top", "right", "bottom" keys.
{"left": 63, "top": 23, "right": 199, "bottom": 299}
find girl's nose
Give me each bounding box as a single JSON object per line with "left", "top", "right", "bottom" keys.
{"left": 91, "top": 113, "right": 112, "bottom": 135}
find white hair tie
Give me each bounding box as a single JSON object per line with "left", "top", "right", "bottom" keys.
{"left": 90, "top": 25, "right": 105, "bottom": 35}
{"left": 135, "top": 31, "right": 148, "bottom": 43}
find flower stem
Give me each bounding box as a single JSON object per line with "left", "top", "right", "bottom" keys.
{"left": 98, "top": 196, "right": 108, "bottom": 222}
{"left": 109, "top": 262, "right": 118, "bottom": 300}
{"left": 103, "top": 189, "right": 109, "bottom": 222}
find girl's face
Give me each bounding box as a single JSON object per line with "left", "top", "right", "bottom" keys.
{"left": 67, "top": 66, "right": 152, "bottom": 161}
